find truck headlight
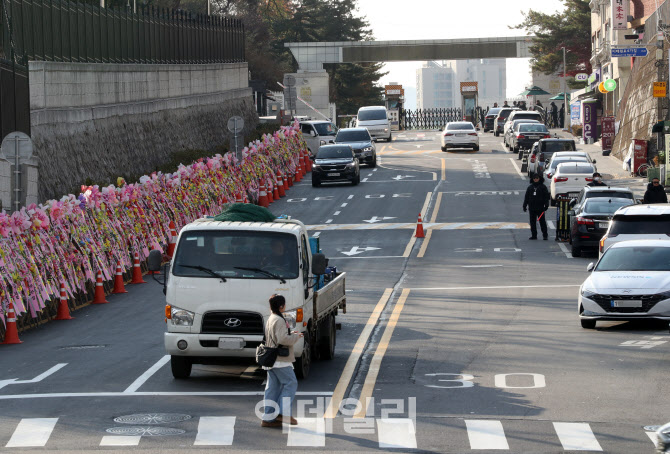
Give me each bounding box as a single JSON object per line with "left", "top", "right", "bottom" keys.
{"left": 384, "top": 128, "right": 388, "bottom": 132}
{"left": 171, "top": 307, "right": 195, "bottom": 326}
{"left": 363, "top": 147, "right": 373, "bottom": 152}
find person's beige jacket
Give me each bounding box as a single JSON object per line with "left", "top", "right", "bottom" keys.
{"left": 265, "top": 313, "right": 301, "bottom": 363}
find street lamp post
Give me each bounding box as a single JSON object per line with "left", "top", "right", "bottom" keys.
{"left": 562, "top": 46, "right": 567, "bottom": 130}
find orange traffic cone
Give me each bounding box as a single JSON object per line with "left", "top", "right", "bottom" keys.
{"left": 267, "top": 180, "right": 274, "bottom": 204}
{"left": 415, "top": 214, "right": 425, "bottom": 238}
{"left": 258, "top": 182, "right": 269, "bottom": 208}
{"left": 1, "top": 302, "right": 22, "bottom": 344}
{"left": 296, "top": 162, "right": 303, "bottom": 182}
{"left": 112, "top": 261, "right": 128, "bottom": 294}
{"left": 130, "top": 252, "right": 147, "bottom": 284}
{"left": 305, "top": 150, "right": 312, "bottom": 172}
{"left": 273, "top": 177, "right": 280, "bottom": 200}
{"left": 166, "top": 221, "right": 177, "bottom": 259}
{"left": 92, "top": 270, "right": 110, "bottom": 304}
{"left": 235, "top": 193, "right": 244, "bottom": 204}
{"left": 277, "top": 172, "right": 286, "bottom": 197}
{"left": 54, "top": 282, "right": 73, "bottom": 320}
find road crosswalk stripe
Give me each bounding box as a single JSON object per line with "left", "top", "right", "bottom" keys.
{"left": 100, "top": 436, "right": 141, "bottom": 446}
{"left": 553, "top": 422, "right": 603, "bottom": 451}
{"left": 194, "top": 416, "right": 236, "bottom": 445}
{"left": 287, "top": 418, "right": 326, "bottom": 447}
{"left": 6, "top": 418, "right": 58, "bottom": 447}
{"left": 376, "top": 418, "right": 417, "bottom": 449}
{"left": 465, "top": 420, "right": 510, "bottom": 450}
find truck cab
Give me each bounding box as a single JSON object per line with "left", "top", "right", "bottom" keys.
{"left": 155, "top": 218, "right": 346, "bottom": 380}
{"left": 299, "top": 120, "right": 338, "bottom": 158}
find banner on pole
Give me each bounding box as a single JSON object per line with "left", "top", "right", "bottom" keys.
{"left": 612, "top": 0, "right": 629, "bottom": 30}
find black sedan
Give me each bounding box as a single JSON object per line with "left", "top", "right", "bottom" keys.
{"left": 568, "top": 197, "right": 634, "bottom": 257}
{"left": 510, "top": 123, "right": 550, "bottom": 154}
{"left": 311, "top": 145, "right": 360, "bottom": 187}
{"left": 483, "top": 107, "right": 501, "bottom": 132}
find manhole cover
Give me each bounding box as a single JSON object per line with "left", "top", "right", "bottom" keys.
{"left": 114, "top": 413, "right": 191, "bottom": 425}
{"left": 106, "top": 427, "right": 185, "bottom": 436}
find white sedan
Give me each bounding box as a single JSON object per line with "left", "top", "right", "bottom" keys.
{"left": 549, "top": 162, "right": 595, "bottom": 204}
{"left": 440, "top": 122, "right": 479, "bottom": 151}
{"left": 579, "top": 239, "right": 670, "bottom": 328}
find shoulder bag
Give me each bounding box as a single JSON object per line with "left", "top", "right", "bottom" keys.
{"left": 255, "top": 315, "right": 290, "bottom": 367}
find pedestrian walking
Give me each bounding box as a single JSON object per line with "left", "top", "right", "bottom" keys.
{"left": 523, "top": 173, "right": 550, "bottom": 240}
{"left": 550, "top": 102, "right": 558, "bottom": 128}
{"left": 261, "top": 294, "right": 303, "bottom": 428}
{"left": 587, "top": 172, "right": 607, "bottom": 186}
{"left": 559, "top": 104, "right": 565, "bottom": 128}
{"left": 643, "top": 178, "right": 668, "bottom": 203}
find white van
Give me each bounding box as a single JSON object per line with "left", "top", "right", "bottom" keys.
{"left": 356, "top": 106, "right": 392, "bottom": 142}
{"left": 299, "top": 120, "right": 338, "bottom": 157}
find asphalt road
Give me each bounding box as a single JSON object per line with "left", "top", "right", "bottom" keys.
{"left": 0, "top": 130, "right": 667, "bottom": 453}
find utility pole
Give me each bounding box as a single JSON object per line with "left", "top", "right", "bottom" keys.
{"left": 562, "top": 46, "right": 567, "bottom": 129}
{"left": 658, "top": 22, "right": 666, "bottom": 124}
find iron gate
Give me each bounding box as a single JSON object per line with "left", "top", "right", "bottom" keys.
{"left": 400, "top": 108, "right": 462, "bottom": 130}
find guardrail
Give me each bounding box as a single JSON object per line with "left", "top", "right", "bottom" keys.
{"left": 0, "top": 123, "right": 305, "bottom": 341}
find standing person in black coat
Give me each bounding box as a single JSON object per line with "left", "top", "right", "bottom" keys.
{"left": 559, "top": 103, "right": 565, "bottom": 128}
{"left": 523, "top": 173, "right": 550, "bottom": 240}
{"left": 643, "top": 178, "right": 669, "bottom": 203}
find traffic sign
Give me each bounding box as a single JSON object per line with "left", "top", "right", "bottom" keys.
{"left": 226, "top": 116, "right": 244, "bottom": 134}
{"left": 653, "top": 82, "right": 667, "bottom": 98}
{"left": 0, "top": 132, "right": 33, "bottom": 164}
{"left": 611, "top": 46, "right": 649, "bottom": 57}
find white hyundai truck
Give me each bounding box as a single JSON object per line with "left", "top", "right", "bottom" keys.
{"left": 148, "top": 218, "right": 346, "bottom": 379}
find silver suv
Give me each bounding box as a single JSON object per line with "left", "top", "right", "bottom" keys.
{"left": 600, "top": 204, "right": 670, "bottom": 255}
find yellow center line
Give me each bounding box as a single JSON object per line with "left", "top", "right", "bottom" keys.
{"left": 416, "top": 230, "right": 433, "bottom": 258}
{"left": 354, "top": 288, "right": 411, "bottom": 418}
{"left": 420, "top": 192, "right": 432, "bottom": 218}
{"left": 402, "top": 235, "right": 417, "bottom": 257}
{"left": 441, "top": 158, "right": 446, "bottom": 180}
{"left": 429, "top": 192, "right": 443, "bottom": 224}
{"left": 323, "top": 288, "right": 394, "bottom": 419}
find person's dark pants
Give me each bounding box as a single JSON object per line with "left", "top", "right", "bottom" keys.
{"left": 551, "top": 113, "right": 558, "bottom": 127}
{"left": 529, "top": 210, "right": 548, "bottom": 238}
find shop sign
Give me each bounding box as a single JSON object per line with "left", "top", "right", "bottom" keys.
{"left": 612, "top": 0, "right": 629, "bottom": 30}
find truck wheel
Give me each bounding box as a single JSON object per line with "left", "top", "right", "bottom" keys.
{"left": 171, "top": 356, "right": 192, "bottom": 379}
{"left": 295, "top": 331, "right": 311, "bottom": 379}
{"left": 319, "top": 315, "right": 336, "bottom": 360}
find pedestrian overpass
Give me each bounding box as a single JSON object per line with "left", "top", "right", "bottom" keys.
{"left": 285, "top": 36, "right": 534, "bottom": 71}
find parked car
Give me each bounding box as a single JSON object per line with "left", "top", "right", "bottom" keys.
{"left": 549, "top": 162, "right": 596, "bottom": 204}
{"left": 503, "top": 110, "right": 544, "bottom": 139}
{"left": 334, "top": 127, "right": 377, "bottom": 167}
{"left": 527, "top": 139, "right": 578, "bottom": 175}
{"left": 544, "top": 151, "right": 596, "bottom": 179}
{"left": 599, "top": 204, "right": 670, "bottom": 254}
{"left": 311, "top": 144, "right": 360, "bottom": 187}
{"left": 504, "top": 119, "right": 541, "bottom": 151}
{"left": 511, "top": 123, "right": 550, "bottom": 156}
{"left": 568, "top": 197, "right": 634, "bottom": 257}
{"left": 569, "top": 186, "right": 636, "bottom": 212}
{"left": 543, "top": 156, "right": 589, "bottom": 183}
{"left": 356, "top": 106, "right": 391, "bottom": 142}
{"left": 440, "top": 122, "right": 479, "bottom": 151}
{"left": 299, "top": 120, "right": 338, "bottom": 158}
{"left": 493, "top": 107, "right": 518, "bottom": 136}
{"left": 578, "top": 239, "right": 670, "bottom": 329}
{"left": 484, "top": 107, "right": 502, "bottom": 132}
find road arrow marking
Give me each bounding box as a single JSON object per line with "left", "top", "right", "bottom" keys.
{"left": 0, "top": 363, "right": 67, "bottom": 390}
{"left": 341, "top": 246, "right": 381, "bottom": 256}
{"left": 392, "top": 175, "right": 416, "bottom": 180}
{"left": 363, "top": 216, "right": 397, "bottom": 224}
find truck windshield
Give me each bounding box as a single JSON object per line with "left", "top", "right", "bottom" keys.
{"left": 313, "top": 123, "right": 337, "bottom": 136}
{"left": 358, "top": 109, "right": 386, "bottom": 121}
{"left": 173, "top": 231, "right": 299, "bottom": 279}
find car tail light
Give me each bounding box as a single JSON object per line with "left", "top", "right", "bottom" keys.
{"left": 530, "top": 155, "right": 536, "bottom": 163}
{"left": 576, "top": 217, "right": 594, "bottom": 225}
{"left": 444, "top": 133, "right": 453, "bottom": 136}
{"left": 554, "top": 177, "right": 568, "bottom": 182}
{"left": 585, "top": 177, "right": 593, "bottom": 182}
{"left": 517, "top": 134, "right": 526, "bottom": 139}
{"left": 468, "top": 133, "right": 478, "bottom": 136}
{"left": 543, "top": 134, "right": 551, "bottom": 138}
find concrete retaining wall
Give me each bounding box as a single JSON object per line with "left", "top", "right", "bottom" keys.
{"left": 23, "top": 62, "right": 256, "bottom": 201}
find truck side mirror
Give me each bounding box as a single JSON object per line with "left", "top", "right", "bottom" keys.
{"left": 148, "top": 249, "right": 163, "bottom": 272}
{"left": 311, "top": 253, "right": 327, "bottom": 275}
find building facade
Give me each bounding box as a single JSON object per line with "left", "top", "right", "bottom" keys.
{"left": 416, "top": 62, "right": 456, "bottom": 109}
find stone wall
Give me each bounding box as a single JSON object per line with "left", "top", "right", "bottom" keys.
{"left": 25, "top": 62, "right": 257, "bottom": 201}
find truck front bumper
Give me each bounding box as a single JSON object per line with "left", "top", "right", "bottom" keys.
{"left": 164, "top": 333, "right": 306, "bottom": 358}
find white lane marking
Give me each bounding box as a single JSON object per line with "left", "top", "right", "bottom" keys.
{"left": 553, "top": 422, "right": 603, "bottom": 451}
{"left": 0, "top": 391, "right": 332, "bottom": 400}
{"left": 333, "top": 211, "right": 341, "bottom": 216}
{"left": 508, "top": 158, "right": 526, "bottom": 180}
{"left": 465, "top": 420, "right": 510, "bottom": 450}
{"left": 287, "top": 418, "right": 326, "bottom": 447}
{"left": 325, "top": 219, "right": 333, "bottom": 224}
{"left": 410, "top": 284, "right": 581, "bottom": 291}
{"left": 6, "top": 418, "right": 58, "bottom": 447}
{"left": 194, "top": 416, "right": 236, "bottom": 446}
{"left": 377, "top": 419, "right": 417, "bottom": 449}
{"left": 124, "top": 355, "right": 170, "bottom": 393}
{"left": 647, "top": 431, "right": 659, "bottom": 447}
{"left": 462, "top": 265, "right": 503, "bottom": 268}
{"left": 0, "top": 363, "right": 68, "bottom": 390}
{"left": 332, "top": 255, "right": 404, "bottom": 260}
{"left": 100, "top": 436, "right": 141, "bottom": 446}
{"left": 373, "top": 168, "right": 378, "bottom": 172}
{"left": 547, "top": 220, "right": 556, "bottom": 229}
{"left": 348, "top": 195, "right": 354, "bottom": 199}
{"left": 312, "top": 232, "right": 321, "bottom": 238}
{"left": 367, "top": 173, "right": 373, "bottom": 177}
{"left": 557, "top": 242, "right": 573, "bottom": 259}
{"left": 362, "top": 178, "right": 369, "bottom": 182}
{"left": 341, "top": 203, "right": 348, "bottom": 207}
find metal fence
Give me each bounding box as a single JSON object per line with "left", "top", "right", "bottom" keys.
{"left": 400, "top": 108, "right": 463, "bottom": 130}
{"left": 1, "top": 0, "right": 245, "bottom": 66}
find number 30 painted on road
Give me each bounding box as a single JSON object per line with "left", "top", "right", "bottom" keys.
{"left": 424, "top": 373, "right": 546, "bottom": 389}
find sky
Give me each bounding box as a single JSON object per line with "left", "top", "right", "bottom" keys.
{"left": 355, "top": 0, "right": 567, "bottom": 109}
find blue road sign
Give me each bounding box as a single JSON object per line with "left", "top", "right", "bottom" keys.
{"left": 611, "top": 46, "right": 649, "bottom": 57}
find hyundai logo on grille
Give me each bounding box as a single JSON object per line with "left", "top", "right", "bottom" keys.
{"left": 223, "top": 318, "right": 242, "bottom": 328}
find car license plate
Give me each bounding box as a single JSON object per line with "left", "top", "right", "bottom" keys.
{"left": 218, "top": 338, "right": 245, "bottom": 349}
{"left": 568, "top": 192, "right": 579, "bottom": 198}
{"left": 327, "top": 172, "right": 340, "bottom": 176}
{"left": 611, "top": 300, "right": 642, "bottom": 308}
{"left": 598, "top": 222, "right": 608, "bottom": 229}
